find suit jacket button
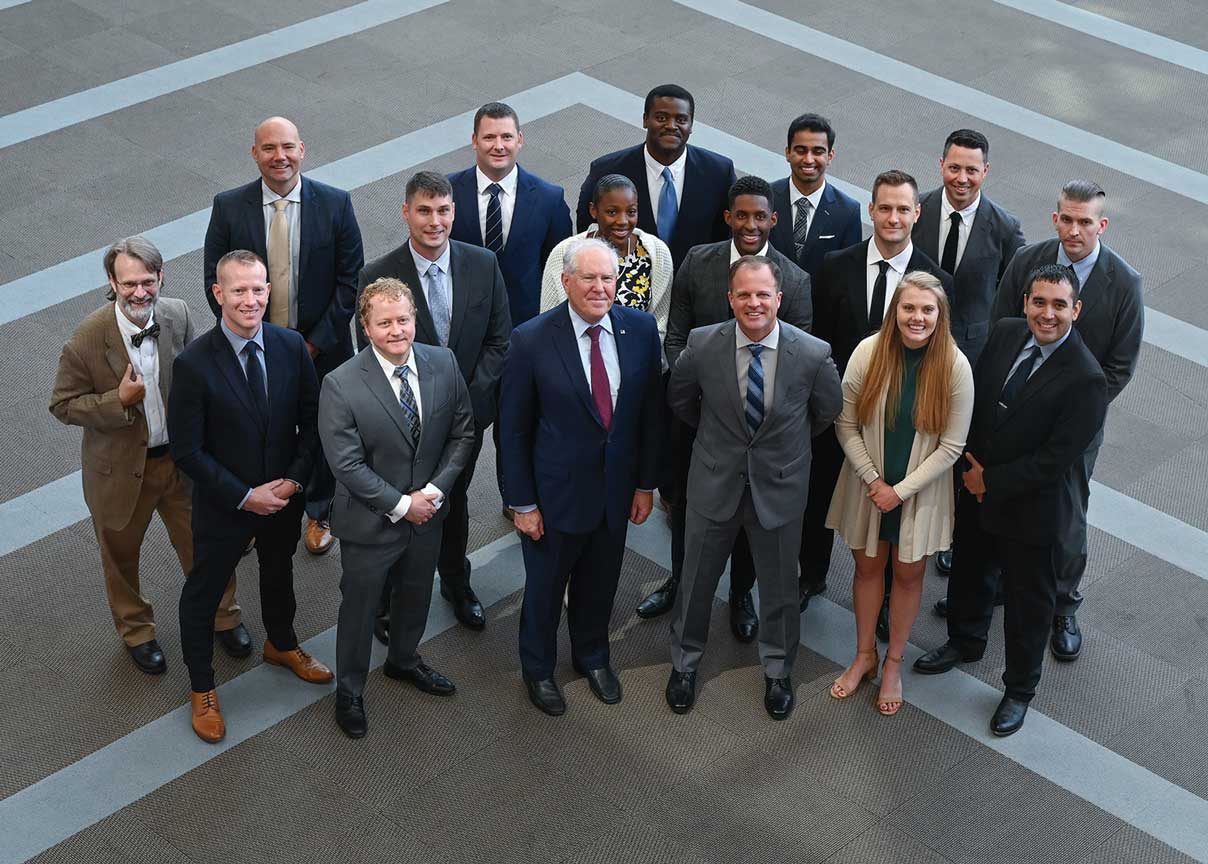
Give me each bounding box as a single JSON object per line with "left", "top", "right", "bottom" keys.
{"left": 134, "top": 472, "right": 142, "bottom": 478}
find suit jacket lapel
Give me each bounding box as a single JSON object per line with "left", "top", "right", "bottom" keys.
{"left": 297, "top": 177, "right": 317, "bottom": 294}
{"left": 918, "top": 192, "right": 942, "bottom": 262}
{"left": 456, "top": 171, "right": 484, "bottom": 247}
{"left": 1075, "top": 246, "right": 1112, "bottom": 320}
{"left": 711, "top": 321, "right": 747, "bottom": 439}
{"left": 394, "top": 244, "right": 439, "bottom": 345}
{"left": 675, "top": 147, "right": 707, "bottom": 247}
{"left": 772, "top": 179, "right": 794, "bottom": 255}
{"left": 103, "top": 311, "right": 129, "bottom": 384}
{"left": 624, "top": 146, "right": 655, "bottom": 234}
{"left": 957, "top": 197, "right": 994, "bottom": 276}
{"left": 847, "top": 242, "right": 871, "bottom": 333}
{"left": 264, "top": 327, "right": 291, "bottom": 424}
{"left": 212, "top": 327, "right": 266, "bottom": 431}
{"left": 414, "top": 346, "right": 437, "bottom": 453}
{"left": 804, "top": 182, "right": 836, "bottom": 247}
{"left": 242, "top": 181, "right": 269, "bottom": 262}
{"left": 506, "top": 168, "right": 537, "bottom": 255}
{"left": 609, "top": 305, "right": 630, "bottom": 414}
{"left": 447, "top": 242, "right": 470, "bottom": 350}
{"left": 552, "top": 307, "right": 603, "bottom": 428}
{"left": 155, "top": 310, "right": 175, "bottom": 405}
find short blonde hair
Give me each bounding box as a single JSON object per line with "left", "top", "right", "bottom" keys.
{"left": 358, "top": 277, "right": 416, "bottom": 324}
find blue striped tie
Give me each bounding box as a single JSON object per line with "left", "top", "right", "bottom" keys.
{"left": 394, "top": 366, "right": 421, "bottom": 444}
{"left": 745, "top": 344, "right": 765, "bottom": 436}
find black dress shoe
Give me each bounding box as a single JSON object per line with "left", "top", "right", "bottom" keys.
{"left": 636, "top": 575, "right": 678, "bottom": 619}
{"left": 876, "top": 598, "right": 890, "bottom": 642}
{"left": 729, "top": 591, "right": 758, "bottom": 643}
{"left": 440, "top": 582, "right": 486, "bottom": 630}
{"left": 935, "top": 549, "right": 953, "bottom": 574}
{"left": 665, "top": 669, "right": 697, "bottom": 714}
{"left": 798, "top": 579, "right": 827, "bottom": 612}
{"left": 383, "top": 660, "right": 456, "bottom": 696}
{"left": 215, "top": 623, "right": 253, "bottom": 659}
{"left": 934, "top": 597, "right": 948, "bottom": 618}
{"left": 335, "top": 693, "right": 367, "bottom": 739}
{"left": 764, "top": 675, "right": 794, "bottom": 720}
{"left": 524, "top": 676, "right": 566, "bottom": 716}
{"left": 579, "top": 665, "right": 622, "bottom": 704}
{"left": 128, "top": 640, "right": 166, "bottom": 675}
{"left": 991, "top": 695, "right": 1029, "bottom": 737}
{"left": 373, "top": 616, "right": 389, "bottom": 646}
{"left": 913, "top": 642, "right": 980, "bottom": 674}
{"left": 1051, "top": 615, "right": 1082, "bottom": 660}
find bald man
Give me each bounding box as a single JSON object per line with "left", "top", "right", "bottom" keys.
{"left": 204, "top": 116, "right": 365, "bottom": 563}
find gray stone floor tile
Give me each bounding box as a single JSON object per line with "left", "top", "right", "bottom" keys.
{"left": 29, "top": 810, "right": 191, "bottom": 864}
{"left": 0, "top": 0, "right": 109, "bottom": 52}
{"left": 1077, "top": 823, "right": 1202, "bottom": 864}
{"left": 1105, "top": 676, "right": 1208, "bottom": 801}
{"left": 124, "top": 2, "right": 263, "bottom": 56}
{"left": 35, "top": 27, "right": 181, "bottom": 91}
{"left": 827, "top": 822, "right": 954, "bottom": 864}
{"left": 1125, "top": 441, "right": 1208, "bottom": 533}
{"left": 0, "top": 51, "right": 90, "bottom": 115}
{"left": 1081, "top": 0, "right": 1208, "bottom": 52}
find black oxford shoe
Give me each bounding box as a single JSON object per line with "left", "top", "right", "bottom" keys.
{"left": 636, "top": 576, "right": 678, "bottom": 619}
{"left": 335, "top": 693, "right": 367, "bottom": 739}
{"left": 524, "top": 676, "right": 566, "bottom": 716}
{"left": 934, "top": 597, "right": 948, "bottom": 618}
{"left": 215, "top": 623, "right": 253, "bottom": 659}
{"left": 128, "top": 639, "right": 166, "bottom": 675}
{"left": 799, "top": 578, "right": 827, "bottom": 612}
{"left": 1051, "top": 615, "right": 1082, "bottom": 661}
{"left": 991, "top": 695, "right": 1029, "bottom": 737}
{"left": 876, "top": 598, "right": 890, "bottom": 642}
{"left": 730, "top": 591, "right": 758, "bottom": 643}
{"left": 441, "top": 582, "right": 486, "bottom": 631}
{"left": 580, "top": 666, "right": 622, "bottom": 704}
{"left": 764, "top": 676, "right": 794, "bottom": 721}
{"left": 935, "top": 549, "right": 953, "bottom": 574}
{"left": 913, "top": 642, "right": 980, "bottom": 675}
{"left": 373, "top": 615, "right": 389, "bottom": 646}
{"left": 384, "top": 660, "right": 456, "bottom": 696}
{"left": 665, "top": 669, "right": 697, "bottom": 714}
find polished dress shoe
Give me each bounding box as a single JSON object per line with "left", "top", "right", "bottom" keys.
{"left": 1051, "top": 615, "right": 1081, "bottom": 660}
{"left": 215, "top": 623, "right": 253, "bottom": 659}
{"left": 384, "top": 660, "right": 456, "bottom": 696}
{"left": 798, "top": 579, "right": 827, "bottom": 612}
{"left": 636, "top": 575, "right": 678, "bottom": 619}
{"left": 913, "top": 642, "right": 981, "bottom": 674}
{"left": 934, "top": 597, "right": 948, "bottom": 618}
{"left": 440, "top": 582, "right": 486, "bottom": 630}
{"left": 190, "top": 689, "right": 225, "bottom": 743}
{"left": 935, "top": 549, "right": 953, "bottom": 574}
{"left": 991, "top": 695, "right": 1029, "bottom": 736}
{"left": 764, "top": 676, "right": 794, "bottom": 720}
{"left": 665, "top": 669, "right": 696, "bottom": 714}
{"left": 263, "top": 642, "right": 334, "bottom": 684}
{"left": 524, "top": 676, "right": 566, "bottom": 716}
{"left": 579, "top": 665, "right": 622, "bottom": 704}
{"left": 875, "top": 598, "right": 890, "bottom": 642}
{"left": 128, "top": 639, "right": 166, "bottom": 675}
{"left": 729, "top": 591, "right": 758, "bottom": 643}
{"left": 305, "top": 518, "right": 335, "bottom": 555}
{"left": 335, "top": 693, "right": 367, "bottom": 739}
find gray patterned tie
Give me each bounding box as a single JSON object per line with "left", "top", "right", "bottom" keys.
{"left": 793, "top": 197, "right": 812, "bottom": 259}
{"left": 394, "top": 366, "right": 421, "bottom": 444}
{"left": 426, "top": 262, "right": 451, "bottom": 346}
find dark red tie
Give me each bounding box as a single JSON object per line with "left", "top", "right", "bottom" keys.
{"left": 587, "top": 324, "right": 613, "bottom": 430}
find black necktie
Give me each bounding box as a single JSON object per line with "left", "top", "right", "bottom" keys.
{"left": 941, "top": 212, "right": 961, "bottom": 275}
{"left": 868, "top": 260, "right": 889, "bottom": 332}
{"left": 484, "top": 183, "right": 504, "bottom": 253}
{"left": 997, "top": 345, "right": 1043, "bottom": 419}
{"left": 131, "top": 322, "right": 160, "bottom": 348}
{"left": 243, "top": 342, "right": 269, "bottom": 421}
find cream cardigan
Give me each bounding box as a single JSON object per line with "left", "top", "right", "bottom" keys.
{"left": 825, "top": 334, "right": 974, "bottom": 563}
{"left": 539, "top": 226, "right": 673, "bottom": 339}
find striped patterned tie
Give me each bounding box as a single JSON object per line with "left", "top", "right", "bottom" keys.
{"left": 792, "top": 197, "right": 812, "bottom": 259}
{"left": 484, "top": 182, "right": 504, "bottom": 253}
{"left": 745, "top": 344, "right": 765, "bottom": 436}
{"left": 394, "top": 366, "right": 421, "bottom": 444}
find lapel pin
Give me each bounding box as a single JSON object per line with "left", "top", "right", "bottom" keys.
{"left": 619, "top": 329, "right": 626, "bottom": 335}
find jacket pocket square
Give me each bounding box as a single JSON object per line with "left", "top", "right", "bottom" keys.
{"left": 819, "top": 234, "right": 835, "bottom": 239}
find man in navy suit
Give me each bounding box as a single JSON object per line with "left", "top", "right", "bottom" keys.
{"left": 501, "top": 238, "right": 663, "bottom": 716}
{"left": 170, "top": 251, "right": 333, "bottom": 744}
{"left": 575, "top": 84, "right": 736, "bottom": 269}
{"left": 203, "top": 116, "right": 364, "bottom": 560}
{"left": 769, "top": 113, "right": 863, "bottom": 285}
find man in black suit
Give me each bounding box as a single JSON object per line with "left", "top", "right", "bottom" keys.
{"left": 170, "top": 250, "right": 333, "bottom": 744}
{"left": 808, "top": 170, "right": 951, "bottom": 628}
{"left": 769, "top": 113, "right": 863, "bottom": 285}
{"left": 914, "top": 129, "right": 1026, "bottom": 575}
{"left": 914, "top": 266, "right": 1107, "bottom": 736}
{"left": 635, "top": 176, "right": 812, "bottom": 642}
{"left": 987, "top": 180, "right": 1143, "bottom": 662}
{"left": 203, "top": 116, "right": 365, "bottom": 560}
{"left": 357, "top": 171, "right": 511, "bottom": 632}
{"left": 575, "top": 84, "right": 736, "bottom": 268}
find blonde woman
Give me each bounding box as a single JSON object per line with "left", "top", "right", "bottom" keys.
{"left": 826, "top": 272, "right": 973, "bottom": 715}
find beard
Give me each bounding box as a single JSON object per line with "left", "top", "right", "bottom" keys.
{"left": 118, "top": 294, "right": 156, "bottom": 325}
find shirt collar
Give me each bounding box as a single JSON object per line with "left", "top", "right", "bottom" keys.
{"left": 1057, "top": 240, "right": 1100, "bottom": 283}
{"left": 788, "top": 179, "right": 826, "bottom": 211}
{"left": 567, "top": 303, "right": 614, "bottom": 340}
{"left": 868, "top": 239, "right": 913, "bottom": 274}
{"left": 735, "top": 320, "right": 780, "bottom": 351}
{"left": 644, "top": 145, "right": 687, "bottom": 181}
{"left": 371, "top": 343, "right": 417, "bottom": 381}
{"left": 1023, "top": 327, "right": 1072, "bottom": 360}
{"left": 261, "top": 178, "right": 303, "bottom": 205}
{"left": 114, "top": 303, "right": 156, "bottom": 339}
{"left": 730, "top": 240, "right": 770, "bottom": 263}
{"left": 941, "top": 191, "right": 980, "bottom": 223}
{"left": 409, "top": 239, "right": 452, "bottom": 279}
{"left": 475, "top": 164, "right": 518, "bottom": 197}
{"left": 220, "top": 318, "right": 264, "bottom": 356}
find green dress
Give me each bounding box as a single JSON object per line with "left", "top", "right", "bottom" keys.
{"left": 879, "top": 346, "right": 924, "bottom": 545}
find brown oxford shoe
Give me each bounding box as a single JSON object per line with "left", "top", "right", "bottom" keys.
{"left": 305, "top": 518, "right": 334, "bottom": 555}
{"left": 190, "top": 689, "right": 225, "bottom": 743}
{"left": 263, "top": 641, "right": 334, "bottom": 684}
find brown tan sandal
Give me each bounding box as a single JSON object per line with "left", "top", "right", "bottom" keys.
{"left": 877, "top": 654, "right": 905, "bottom": 716}
{"left": 830, "top": 649, "right": 879, "bottom": 699}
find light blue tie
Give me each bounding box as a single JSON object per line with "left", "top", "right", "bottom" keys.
{"left": 745, "top": 344, "right": 765, "bottom": 436}
{"left": 656, "top": 166, "right": 678, "bottom": 241}
{"left": 426, "top": 263, "right": 451, "bottom": 347}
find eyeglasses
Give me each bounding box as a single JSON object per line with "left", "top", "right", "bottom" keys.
{"left": 115, "top": 277, "right": 160, "bottom": 291}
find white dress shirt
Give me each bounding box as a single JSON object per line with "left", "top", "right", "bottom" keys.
{"left": 568, "top": 304, "right": 620, "bottom": 408}
{"left": 644, "top": 145, "right": 686, "bottom": 227}
{"left": 735, "top": 320, "right": 779, "bottom": 413}
{"left": 730, "top": 240, "right": 770, "bottom": 263}
{"left": 939, "top": 191, "right": 980, "bottom": 271}
{"left": 114, "top": 304, "right": 168, "bottom": 447}
{"left": 476, "top": 165, "right": 518, "bottom": 247}
{"left": 408, "top": 240, "right": 453, "bottom": 321}
{"left": 370, "top": 345, "right": 445, "bottom": 523}
{"left": 261, "top": 179, "right": 302, "bottom": 328}
{"left": 788, "top": 179, "right": 827, "bottom": 240}
{"left": 866, "top": 240, "right": 914, "bottom": 320}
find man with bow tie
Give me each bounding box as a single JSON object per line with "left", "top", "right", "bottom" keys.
{"left": 51, "top": 237, "right": 243, "bottom": 675}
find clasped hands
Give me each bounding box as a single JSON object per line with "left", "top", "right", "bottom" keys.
{"left": 243, "top": 479, "right": 300, "bottom": 515}
{"left": 962, "top": 453, "right": 986, "bottom": 503}
{"left": 866, "top": 478, "right": 902, "bottom": 513}
{"left": 513, "top": 490, "right": 654, "bottom": 542}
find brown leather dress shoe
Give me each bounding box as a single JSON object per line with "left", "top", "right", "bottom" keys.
{"left": 305, "top": 518, "right": 334, "bottom": 555}
{"left": 190, "top": 689, "right": 225, "bottom": 743}
{"left": 263, "top": 642, "right": 334, "bottom": 684}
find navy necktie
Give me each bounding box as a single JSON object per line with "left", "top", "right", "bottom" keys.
{"left": 745, "top": 344, "right": 765, "bottom": 436}
{"left": 243, "top": 342, "right": 268, "bottom": 420}
{"left": 998, "top": 345, "right": 1043, "bottom": 419}
{"left": 484, "top": 183, "right": 504, "bottom": 253}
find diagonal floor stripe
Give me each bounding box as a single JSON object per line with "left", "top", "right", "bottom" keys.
{"left": 0, "top": 0, "right": 447, "bottom": 150}
{"left": 990, "top": 0, "right": 1208, "bottom": 75}
{"left": 673, "top": 0, "right": 1208, "bottom": 208}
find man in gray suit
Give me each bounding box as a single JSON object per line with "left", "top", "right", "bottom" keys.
{"left": 666, "top": 255, "right": 842, "bottom": 720}
{"left": 989, "top": 179, "right": 1143, "bottom": 665}
{"left": 320, "top": 277, "right": 475, "bottom": 738}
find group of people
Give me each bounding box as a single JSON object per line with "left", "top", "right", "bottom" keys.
{"left": 51, "top": 83, "right": 1142, "bottom": 745}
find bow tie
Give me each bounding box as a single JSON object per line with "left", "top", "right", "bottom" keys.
{"left": 131, "top": 322, "right": 160, "bottom": 348}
